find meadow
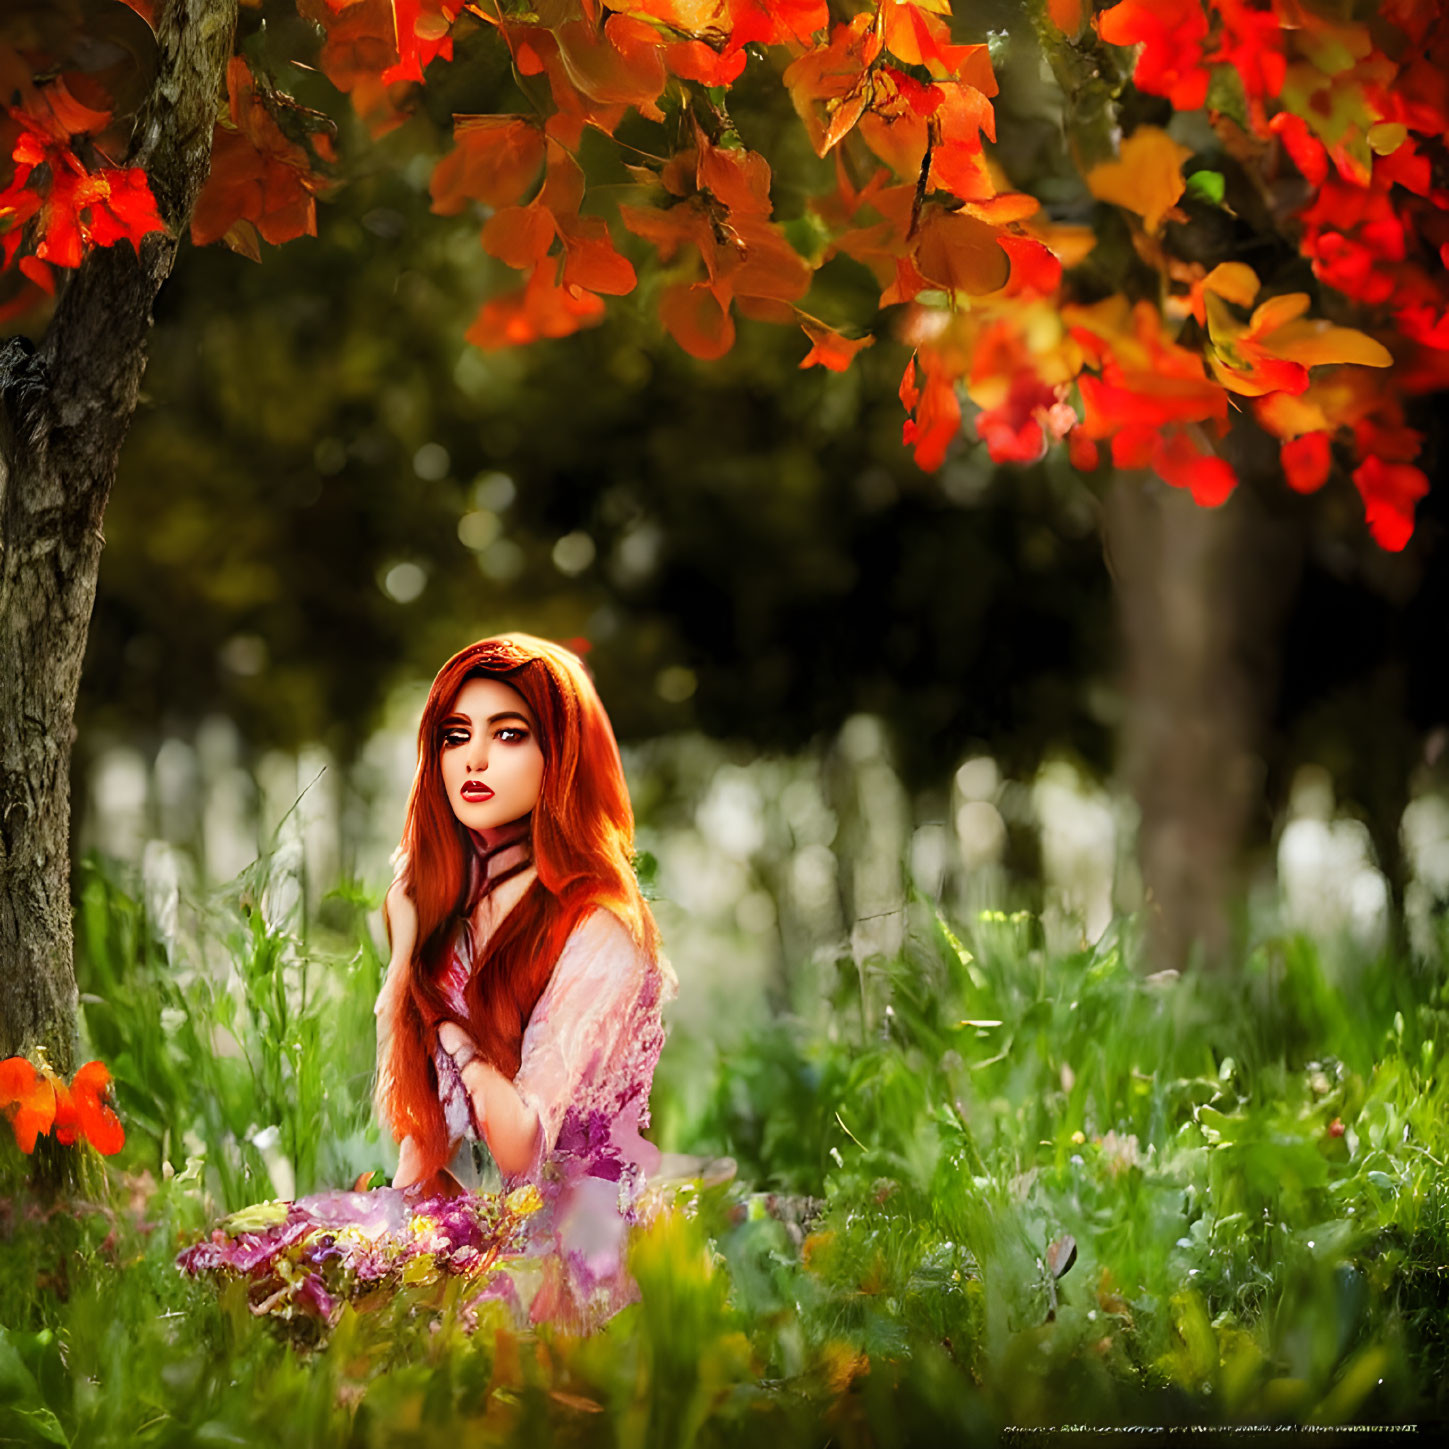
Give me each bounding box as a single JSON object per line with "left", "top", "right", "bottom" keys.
{"left": 2, "top": 839, "right": 1446, "bottom": 1446}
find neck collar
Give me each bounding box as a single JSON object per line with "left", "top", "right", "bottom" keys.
{"left": 464, "top": 815, "right": 534, "bottom": 912}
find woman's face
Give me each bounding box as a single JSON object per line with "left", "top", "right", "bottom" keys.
{"left": 437, "top": 676, "right": 545, "bottom": 833}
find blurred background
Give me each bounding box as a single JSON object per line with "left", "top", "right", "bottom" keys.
{"left": 67, "top": 117, "right": 1449, "bottom": 1022}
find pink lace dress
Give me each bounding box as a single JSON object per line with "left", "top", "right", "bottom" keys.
{"left": 178, "top": 906, "right": 678, "bottom": 1335}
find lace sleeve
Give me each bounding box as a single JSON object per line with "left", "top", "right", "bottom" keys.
{"left": 511, "top": 908, "right": 665, "bottom": 1174}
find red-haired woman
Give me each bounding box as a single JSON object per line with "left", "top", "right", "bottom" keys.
{"left": 376, "top": 632, "right": 672, "bottom": 1197}
{"left": 180, "top": 634, "right": 678, "bottom": 1333}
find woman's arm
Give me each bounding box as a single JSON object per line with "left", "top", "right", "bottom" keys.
{"left": 378, "top": 873, "right": 437, "bottom": 1191}
{"left": 435, "top": 1021, "right": 540, "bottom": 1177}
{"left": 376, "top": 875, "right": 417, "bottom": 1015}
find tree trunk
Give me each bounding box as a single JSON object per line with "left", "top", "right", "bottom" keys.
{"left": 1105, "top": 472, "right": 1299, "bottom": 970}
{"left": 0, "top": 0, "right": 236, "bottom": 1069}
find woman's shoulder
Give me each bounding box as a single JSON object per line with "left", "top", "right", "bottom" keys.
{"left": 553, "top": 902, "right": 674, "bottom": 999}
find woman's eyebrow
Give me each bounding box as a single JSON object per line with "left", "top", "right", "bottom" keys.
{"left": 486, "top": 710, "right": 533, "bottom": 726}
{"left": 439, "top": 713, "right": 471, "bottom": 727}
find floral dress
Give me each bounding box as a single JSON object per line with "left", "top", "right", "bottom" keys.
{"left": 177, "top": 907, "right": 678, "bottom": 1335}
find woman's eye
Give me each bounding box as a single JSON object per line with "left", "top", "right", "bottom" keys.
{"left": 441, "top": 729, "right": 469, "bottom": 748}
{"left": 496, "top": 727, "right": 529, "bottom": 744}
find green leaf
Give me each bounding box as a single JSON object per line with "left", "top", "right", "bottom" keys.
{"left": 1186, "top": 170, "right": 1226, "bottom": 205}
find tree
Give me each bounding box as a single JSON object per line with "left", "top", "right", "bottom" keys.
{"left": 3, "top": 0, "right": 1447, "bottom": 1067}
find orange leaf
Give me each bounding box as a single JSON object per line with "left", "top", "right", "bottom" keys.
{"left": 659, "top": 281, "right": 735, "bottom": 359}
{"left": 857, "top": 108, "right": 929, "bottom": 186}
{"left": 557, "top": 214, "right": 636, "bottom": 296}
{"left": 783, "top": 14, "right": 880, "bottom": 157}
{"left": 799, "top": 319, "right": 874, "bottom": 372}
{"left": 912, "top": 208, "right": 1010, "bottom": 295}
{"left": 725, "top": 217, "right": 813, "bottom": 304}
{"left": 1045, "top": 0, "right": 1084, "bottom": 36}
{"left": 900, "top": 350, "right": 961, "bottom": 470}
{"left": 481, "top": 204, "right": 556, "bottom": 268}
{"left": 466, "top": 265, "right": 607, "bottom": 349}
{"left": 1086, "top": 127, "right": 1193, "bottom": 233}
{"left": 554, "top": 15, "right": 668, "bottom": 118}
{"left": 882, "top": 3, "right": 995, "bottom": 86}
{"left": 619, "top": 201, "right": 714, "bottom": 265}
{"left": 697, "top": 141, "right": 774, "bottom": 217}
{"left": 665, "top": 39, "right": 747, "bottom": 86}
{"left": 429, "top": 117, "right": 544, "bottom": 214}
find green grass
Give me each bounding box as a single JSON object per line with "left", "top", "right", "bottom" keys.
{"left": 2, "top": 858, "right": 1447, "bottom": 1444}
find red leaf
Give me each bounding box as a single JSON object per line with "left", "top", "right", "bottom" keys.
{"left": 381, "top": 0, "right": 459, "bottom": 86}
{"left": 84, "top": 166, "right": 165, "bottom": 251}
{"left": 0, "top": 118, "right": 165, "bottom": 273}
{"left": 1281, "top": 433, "right": 1332, "bottom": 495}
{"left": 1153, "top": 431, "right": 1238, "bottom": 508}
{"left": 725, "top": 0, "right": 828, "bottom": 53}
{"left": 997, "top": 234, "right": 1062, "bottom": 297}
{"left": 1068, "top": 429, "right": 1100, "bottom": 472}
{"left": 1353, "top": 456, "right": 1427, "bottom": 552}
{"left": 900, "top": 350, "right": 961, "bottom": 470}
{"left": 190, "top": 59, "right": 329, "bottom": 248}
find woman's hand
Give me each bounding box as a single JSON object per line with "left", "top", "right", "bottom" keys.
{"left": 393, "top": 1134, "right": 425, "bottom": 1190}
{"left": 437, "top": 1020, "right": 474, "bottom": 1060}
{"left": 455, "top": 1055, "right": 540, "bottom": 1178}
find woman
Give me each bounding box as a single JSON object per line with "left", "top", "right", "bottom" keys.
{"left": 180, "top": 634, "right": 677, "bottom": 1333}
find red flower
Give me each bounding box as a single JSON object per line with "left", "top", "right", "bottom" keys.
{"left": 1097, "top": 0, "right": 1210, "bottom": 112}
{"left": 56, "top": 1062, "right": 126, "bottom": 1157}
{"left": 0, "top": 1058, "right": 57, "bottom": 1154}
{"left": 0, "top": 1056, "right": 125, "bottom": 1155}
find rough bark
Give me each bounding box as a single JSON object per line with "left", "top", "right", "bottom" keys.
{"left": 1105, "top": 472, "right": 1300, "bottom": 970}
{"left": 0, "top": 0, "right": 236, "bottom": 1067}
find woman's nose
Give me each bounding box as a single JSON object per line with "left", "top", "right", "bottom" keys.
{"left": 466, "top": 741, "right": 488, "bottom": 772}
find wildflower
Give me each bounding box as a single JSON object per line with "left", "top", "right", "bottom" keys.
{"left": 54, "top": 1061, "right": 126, "bottom": 1155}
{"left": 0, "top": 1057, "right": 57, "bottom": 1153}
{"left": 0, "top": 1056, "right": 125, "bottom": 1155}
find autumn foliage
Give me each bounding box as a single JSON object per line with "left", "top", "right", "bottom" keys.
{"left": 0, "top": 1057, "right": 125, "bottom": 1157}
{"left": 2, "top": 1, "right": 1447, "bottom": 548}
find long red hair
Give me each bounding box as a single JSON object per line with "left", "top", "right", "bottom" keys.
{"left": 374, "top": 634, "right": 657, "bottom": 1179}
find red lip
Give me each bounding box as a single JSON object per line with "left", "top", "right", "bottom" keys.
{"left": 460, "top": 782, "right": 494, "bottom": 801}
